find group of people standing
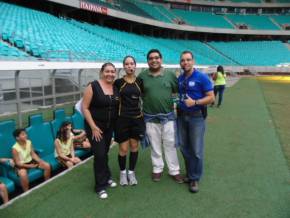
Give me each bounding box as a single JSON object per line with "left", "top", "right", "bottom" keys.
{"left": 82, "top": 49, "right": 215, "bottom": 199}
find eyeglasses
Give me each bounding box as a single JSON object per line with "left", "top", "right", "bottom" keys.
{"left": 148, "top": 56, "right": 160, "bottom": 61}
{"left": 180, "top": 58, "right": 193, "bottom": 62}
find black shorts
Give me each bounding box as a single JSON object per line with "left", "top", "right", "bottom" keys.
{"left": 115, "top": 116, "right": 145, "bottom": 143}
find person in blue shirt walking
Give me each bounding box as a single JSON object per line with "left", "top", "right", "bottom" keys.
{"left": 177, "top": 51, "right": 215, "bottom": 193}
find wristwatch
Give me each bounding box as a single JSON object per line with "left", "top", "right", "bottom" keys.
{"left": 195, "top": 100, "right": 199, "bottom": 106}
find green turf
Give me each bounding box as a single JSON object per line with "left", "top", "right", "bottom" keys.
{"left": 258, "top": 79, "right": 290, "bottom": 170}
{"left": 0, "top": 78, "right": 289, "bottom": 218}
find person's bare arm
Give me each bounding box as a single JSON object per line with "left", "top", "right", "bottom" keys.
{"left": 184, "top": 91, "right": 215, "bottom": 107}
{"left": 82, "top": 84, "right": 103, "bottom": 141}
{"left": 55, "top": 139, "right": 71, "bottom": 161}
{"left": 12, "top": 149, "right": 37, "bottom": 169}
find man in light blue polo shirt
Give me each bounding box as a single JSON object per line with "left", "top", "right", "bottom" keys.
{"left": 177, "top": 51, "right": 215, "bottom": 193}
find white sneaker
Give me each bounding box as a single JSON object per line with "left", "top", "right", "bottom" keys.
{"left": 108, "top": 179, "right": 117, "bottom": 188}
{"left": 128, "top": 171, "right": 138, "bottom": 186}
{"left": 120, "top": 171, "right": 128, "bottom": 186}
{"left": 98, "top": 190, "right": 108, "bottom": 199}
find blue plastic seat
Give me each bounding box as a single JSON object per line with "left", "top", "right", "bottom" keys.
{"left": 51, "top": 109, "right": 72, "bottom": 138}
{"left": 26, "top": 114, "right": 60, "bottom": 171}
{"left": 71, "top": 111, "right": 84, "bottom": 130}
{"left": 0, "top": 176, "right": 15, "bottom": 193}
{"left": 0, "top": 120, "right": 42, "bottom": 188}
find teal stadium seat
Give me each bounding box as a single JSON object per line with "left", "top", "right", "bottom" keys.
{"left": 71, "top": 111, "right": 85, "bottom": 130}
{"left": 0, "top": 120, "right": 44, "bottom": 188}
{"left": 50, "top": 109, "right": 72, "bottom": 138}
{"left": 26, "top": 114, "right": 60, "bottom": 171}
{"left": 51, "top": 109, "right": 89, "bottom": 158}
{"left": 0, "top": 121, "right": 16, "bottom": 193}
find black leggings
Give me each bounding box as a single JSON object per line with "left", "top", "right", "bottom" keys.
{"left": 86, "top": 127, "right": 113, "bottom": 192}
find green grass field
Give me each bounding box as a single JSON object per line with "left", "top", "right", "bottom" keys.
{"left": 0, "top": 77, "right": 289, "bottom": 218}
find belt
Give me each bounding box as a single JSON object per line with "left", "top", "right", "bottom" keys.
{"left": 177, "top": 109, "right": 203, "bottom": 117}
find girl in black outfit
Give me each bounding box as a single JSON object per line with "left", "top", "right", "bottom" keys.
{"left": 114, "top": 56, "right": 145, "bottom": 186}
{"left": 82, "top": 63, "right": 119, "bottom": 199}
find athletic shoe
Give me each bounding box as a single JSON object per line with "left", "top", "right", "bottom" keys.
{"left": 98, "top": 190, "right": 108, "bottom": 199}
{"left": 108, "top": 179, "right": 117, "bottom": 188}
{"left": 189, "top": 181, "right": 199, "bottom": 193}
{"left": 128, "top": 172, "right": 138, "bottom": 186}
{"left": 120, "top": 171, "right": 128, "bottom": 186}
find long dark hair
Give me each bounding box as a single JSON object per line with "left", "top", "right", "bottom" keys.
{"left": 56, "top": 121, "right": 72, "bottom": 143}
{"left": 217, "top": 65, "right": 224, "bottom": 74}
{"left": 123, "top": 55, "right": 136, "bottom": 66}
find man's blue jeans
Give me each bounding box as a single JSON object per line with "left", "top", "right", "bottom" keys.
{"left": 177, "top": 114, "right": 206, "bottom": 182}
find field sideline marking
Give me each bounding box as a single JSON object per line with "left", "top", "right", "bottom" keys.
{"left": 0, "top": 143, "right": 117, "bottom": 210}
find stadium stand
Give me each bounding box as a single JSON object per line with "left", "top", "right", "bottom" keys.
{"left": 209, "top": 41, "right": 290, "bottom": 66}
{"left": 0, "top": 2, "right": 289, "bottom": 66}
{"left": 131, "top": 1, "right": 173, "bottom": 23}
{"left": 227, "top": 14, "right": 281, "bottom": 30}
{"left": 0, "top": 107, "right": 88, "bottom": 195}
{"left": 172, "top": 9, "right": 234, "bottom": 29}
{"left": 0, "top": 41, "right": 30, "bottom": 60}
{"left": 230, "top": 0, "right": 261, "bottom": 3}
{"left": 272, "top": 15, "right": 290, "bottom": 27}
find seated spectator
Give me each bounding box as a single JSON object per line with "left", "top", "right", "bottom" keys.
{"left": 0, "top": 158, "right": 15, "bottom": 168}
{"left": 12, "top": 129, "right": 51, "bottom": 192}
{"left": 0, "top": 181, "right": 8, "bottom": 204}
{"left": 55, "top": 122, "right": 81, "bottom": 169}
{"left": 66, "top": 122, "right": 91, "bottom": 149}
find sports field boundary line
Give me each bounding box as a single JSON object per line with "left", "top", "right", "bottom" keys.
{"left": 0, "top": 155, "right": 93, "bottom": 210}
{"left": 0, "top": 141, "right": 118, "bottom": 209}
{"left": 257, "top": 79, "right": 290, "bottom": 171}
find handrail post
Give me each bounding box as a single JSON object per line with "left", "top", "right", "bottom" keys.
{"left": 51, "top": 70, "right": 56, "bottom": 109}
{"left": 15, "top": 70, "right": 22, "bottom": 126}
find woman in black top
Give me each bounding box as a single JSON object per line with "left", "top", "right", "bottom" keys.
{"left": 82, "top": 63, "right": 119, "bottom": 199}
{"left": 114, "top": 56, "right": 145, "bottom": 186}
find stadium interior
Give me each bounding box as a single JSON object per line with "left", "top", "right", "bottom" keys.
{"left": 0, "top": 0, "right": 289, "bottom": 215}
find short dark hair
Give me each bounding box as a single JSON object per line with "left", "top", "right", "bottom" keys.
{"left": 180, "top": 50, "right": 194, "bottom": 59}
{"left": 100, "top": 62, "right": 116, "bottom": 73}
{"left": 147, "top": 49, "right": 162, "bottom": 61}
{"left": 217, "top": 65, "right": 224, "bottom": 74}
{"left": 123, "top": 55, "right": 136, "bottom": 65}
{"left": 13, "top": 128, "right": 26, "bottom": 138}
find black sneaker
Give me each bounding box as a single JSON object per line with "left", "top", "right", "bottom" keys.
{"left": 189, "top": 181, "right": 199, "bottom": 193}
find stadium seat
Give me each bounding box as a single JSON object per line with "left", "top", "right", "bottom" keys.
{"left": 50, "top": 109, "right": 72, "bottom": 138}
{"left": 71, "top": 111, "right": 84, "bottom": 130}
{"left": 0, "top": 120, "right": 44, "bottom": 187}
{"left": 0, "top": 176, "right": 15, "bottom": 194}
{"left": 0, "top": 121, "right": 16, "bottom": 194}
{"left": 26, "top": 114, "right": 60, "bottom": 171}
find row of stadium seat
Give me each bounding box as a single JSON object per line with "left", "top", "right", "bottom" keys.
{"left": 0, "top": 2, "right": 289, "bottom": 66}
{"left": 89, "top": 0, "right": 290, "bottom": 30}
{"left": 209, "top": 41, "right": 290, "bottom": 66}
{"left": 0, "top": 41, "right": 31, "bottom": 60}
{"left": 0, "top": 109, "right": 89, "bottom": 197}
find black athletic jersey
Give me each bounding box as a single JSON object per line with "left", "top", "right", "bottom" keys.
{"left": 86, "top": 80, "right": 119, "bottom": 130}
{"left": 114, "top": 77, "right": 143, "bottom": 118}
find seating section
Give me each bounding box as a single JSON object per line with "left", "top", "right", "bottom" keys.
{"left": 172, "top": 9, "right": 234, "bottom": 29}
{"left": 227, "top": 14, "right": 280, "bottom": 30}
{"left": 0, "top": 2, "right": 289, "bottom": 66}
{"left": 132, "top": 1, "right": 173, "bottom": 23}
{"left": 209, "top": 41, "right": 290, "bottom": 66}
{"left": 0, "top": 109, "right": 90, "bottom": 201}
{"left": 272, "top": 15, "right": 290, "bottom": 26}
{"left": 50, "top": 109, "right": 89, "bottom": 158}
{"left": 230, "top": 0, "right": 261, "bottom": 2}
{"left": 0, "top": 41, "right": 30, "bottom": 60}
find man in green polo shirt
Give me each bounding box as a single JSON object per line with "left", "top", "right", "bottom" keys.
{"left": 138, "top": 49, "right": 183, "bottom": 183}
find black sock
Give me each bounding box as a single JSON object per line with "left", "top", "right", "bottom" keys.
{"left": 118, "top": 155, "right": 126, "bottom": 171}
{"left": 129, "top": 151, "right": 138, "bottom": 171}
